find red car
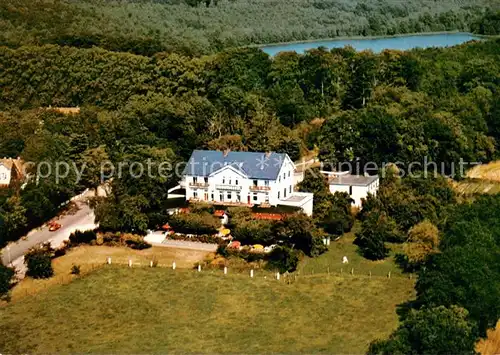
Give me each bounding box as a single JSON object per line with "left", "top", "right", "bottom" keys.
{"left": 48, "top": 222, "right": 62, "bottom": 232}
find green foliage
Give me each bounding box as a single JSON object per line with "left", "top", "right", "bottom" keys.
{"left": 273, "top": 214, "right": 327, "bottom": 256}
{"left": 360, "top": 175, "right": 456, "bottom": 233}
{"left": 0, "top": 0, "right": 494, "bottom": 55}
{"left": 320, "top": 192, "right": 355, "bottom": 236}
{"left": 125, "top": 238, "right": 152, "bottom": 250}
{"left": 169, "top": 212, "right": 220, "bottom": 235}
{"left": 0, "top": 264, "right": 15, "bottom": 298}
{"left": 232, "top": 219, "right": 274, "bottom": 246}
{"left": 415, "top": 195, "right": 500, "bottom": 336}
{"left": 298, "top": 169, "right": 354, "bottom": 235}
{"left": 266, "top": 246, "right": 300, "bottom": 273}
{"left": 402, "top": 220, "right": 439, "bottom": 267}
{"left": 24, "top": 243, "right": 54, "bottom": 279}
{"left": 369, "top": 306, "right": 476, "bottom": 354}
{"left": 354, "top": 212, "right": 398, "bottom": 260}
{"left": 69, "top": 230, "right": 97, "bottom": 246}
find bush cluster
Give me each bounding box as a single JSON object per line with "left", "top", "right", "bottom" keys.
{"left": 67, "top": 230, "right": 152, "bottom": 250}
{"left": 168, "top": 212, "right": 220, "bottom": 235}
{"left": 168, "top": 233, "right": 224, "bottom": 244}
{"left": 24, "top": 243, "right": 54, "bottom": 279}
{"left": 0, "top": 264, "right": 15, "bottom": 298}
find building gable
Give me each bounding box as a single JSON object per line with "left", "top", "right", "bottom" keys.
{"left": 208, "top": 164, "right": 248, "bottom": 179}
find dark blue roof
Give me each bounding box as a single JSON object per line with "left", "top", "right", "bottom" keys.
{"left": 182, "top": 150, "right": 288, "bottom": 180}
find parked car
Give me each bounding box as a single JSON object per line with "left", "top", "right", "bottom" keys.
{"left": 48, "top": 222, "right": 62, "bottom": 232}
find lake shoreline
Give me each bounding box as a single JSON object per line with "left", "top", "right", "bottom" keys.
{"left": 250, "top": 31, "right": 490, "bottom": 50}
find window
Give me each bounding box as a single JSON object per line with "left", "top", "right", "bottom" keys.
{"left": 220, "top": 193, "right": 224, "bottom": 201}
{"left": 193, "top": 177, "right": 198, "bottom": 184}
{"left": 222, "top": 177, "right": 225, "bottom": 184}
{"left": 288, "top": 171, "right": 291, "bottom": 177}
{"left": 349, "top": 186, "right": 353, "bottom": 195}
{"left": 204, "top": 177, "right": 208, "bottom": 183}
{"left": 284, "top": 188, "right": 287, "bottom": 198}
{"left": 235, "top": 179, "right": 238, "bottom": 185}
{"left": 264, "top": 180, "right": 269, "bottom": 186}
{"left": 278, "top": 191, "right": 280, "bottom": 199}
{"left": 211, "top": 193, "right": 214, "bottom": 200}
{"left": 253, "top": 179, "right": 258, "bottom": 186}
{"left": 228, "top": 178, "right": 231, "bottom": 185}
{"left": 278, "top": 176, "right": 281, "bottom": 182}
{"left": 236, "top": 194, "right": 241, "bottom": 202}
{"left": 265, "top": 193, "right": 269, "bottom": 202}
{"left": 227, "top": 192, "right": 232, "bottom": 200}
{"left": 289, "top": 185, "right": 292, "bottom": 193}
{"left": 253, "top": 194, "right": 258, "bottom": 202}
{"left": 193, "top": 191, "right": 198, "bottom": 198}
{"left": 283, "top": 173, "right": 286, "bottom": 180}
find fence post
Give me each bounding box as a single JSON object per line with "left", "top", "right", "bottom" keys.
{"left": 276, "top": 272, "right": 280, "bottom": 281}
{"left": 388, "top": 271, "right": 391, "bottom": 279}
{"left": 198, "top": 264, "right": 201, "bottom": 272}
{"left": 224, "top": 266, "right": 227, "bottom": 275}
{"left": 250, "top": 269, "right": 254, "bottom": 278}
{"left": 351, "top": 268, "right": 354, "bottom": 275}
{"left": 173, "top": 261, "right": 176, "bottom": 270}
{"left": 128, "top": 259, "right": 132, "bottom": 268}
{"left": 107, "top": 257, "right": 111, "bottom": 265}
{"left": 369, "top": 271, "right": 372, "bottom": 279}
{"left": 150, "top": 261, "right": 153, "bottom": 268}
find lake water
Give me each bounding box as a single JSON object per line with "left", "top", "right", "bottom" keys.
{"left": 260, "top": 32, "right": 480, "bottom": 56}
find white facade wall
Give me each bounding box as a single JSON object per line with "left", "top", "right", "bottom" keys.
{"left": 183, "top": 156, "right": 296, "bottom": 207}
{"left": 329, "top": 179, "right": 379, "bottom": 207}
{"left": 0, "top": 164, "right": 11, "bottom": 186}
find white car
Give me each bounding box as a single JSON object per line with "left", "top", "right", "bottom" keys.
{"left": 264, "top": 244, "right": 277, "bottom": 253}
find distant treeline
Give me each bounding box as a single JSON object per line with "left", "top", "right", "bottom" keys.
{"left": 0, "top": 0, "right": 499, "bottom": 55}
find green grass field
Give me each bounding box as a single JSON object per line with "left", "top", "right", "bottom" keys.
{"left": 0, "top": 266, "right": 414, "bottom": 353}
{"left": 299, "top": 224, "right": 406, "bottom": 278}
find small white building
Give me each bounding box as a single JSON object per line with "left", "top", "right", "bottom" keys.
{"left": 0, "top": 158, "right": 24, "bottom": 187}
{"left": 178, "top": 150, "right": 314, "bottom": 216}
{"left": 328, "top": 173, "right": 379, "bottom": 208}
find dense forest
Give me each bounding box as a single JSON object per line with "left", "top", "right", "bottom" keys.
{"left": 1, "top": 36, "right": 500, "bottom": 246}
{"left": 1, "top": 1, "right": 500, "bottom": 350}
{"left": 0, "top": 0, "right": 499, "bottom": 55}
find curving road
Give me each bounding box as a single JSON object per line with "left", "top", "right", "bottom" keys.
{"left": 1, "top": 192, "right": 97, "bottom": 274}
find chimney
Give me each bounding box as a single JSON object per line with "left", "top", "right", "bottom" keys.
{"left": 223, "top": 149, "right": 230, "bottom": 157}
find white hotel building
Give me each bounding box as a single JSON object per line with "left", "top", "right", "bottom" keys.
{"left": 178, "top": 150, "right": 314, "bottom": 216}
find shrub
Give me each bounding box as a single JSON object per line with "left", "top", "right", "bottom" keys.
{"left": 169, "top": 233, "right": 224, "bottom": 244}
{"left": 310, "top": 235, "right": 328, "bottom": 257}
{"left": 0, "top": 264, "right": 15, "bottom": 298}
{"left": 402, "top": 220, "right": 440, "bottom": 267}
{"left": 24, "top": 243, "right": 54, "bottom": 279}
{"left": 169, "top": 212, "right": 220, "bottom": 235}
{"left": 70, "top": 264, "right": 81, "bottom": 275}
{"left": 354, "top": 212, "right": 399, "bottom": 260}
{"left": 216, "top": 244, "right": 229, "bottom": 257}
{"left": 69, "top": 229, "right": 97, "bottom": 245}
{"left": 54, "top": 247, "right": 67, "bottom": 257}
{"left": 266, "top": 246, "right": 300, "bottom": 273}
{"left": 125, "top": 239, "right": 152, "bottom": 250}
{"left": 102, "top": 232, "right": 122, "bottom": 246}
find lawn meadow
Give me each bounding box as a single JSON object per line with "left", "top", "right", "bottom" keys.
{"left": 0, "top": 266, "right": 414, "bottom": 353}
{"left": 0, "top": 231, "right": 415, "bottom": 353}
